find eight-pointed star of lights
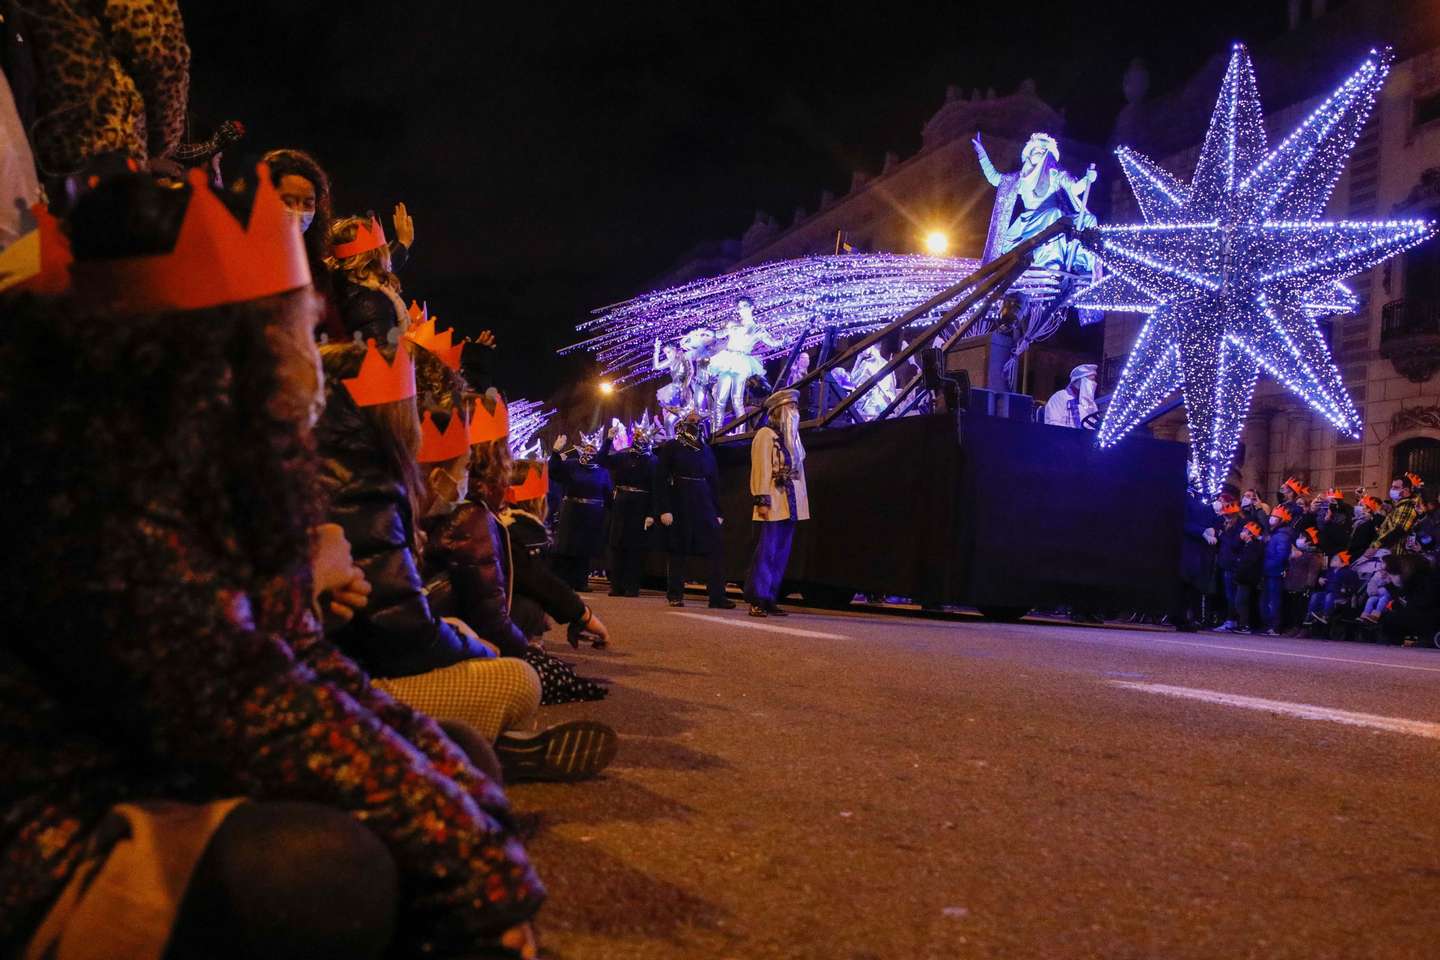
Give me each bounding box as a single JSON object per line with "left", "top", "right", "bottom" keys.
{"left": 1076, "top": 44, "right": 1436, "bottom": 494}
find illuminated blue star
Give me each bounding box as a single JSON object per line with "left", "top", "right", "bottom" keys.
{"left": 1077, "top": 45, "right": 1436, "bottom": 494}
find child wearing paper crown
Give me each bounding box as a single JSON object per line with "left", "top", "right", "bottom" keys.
{"left": 1260, "top": 504, "right": 1297, "bottom": 635}
{"left": 1226, "top": 521, "right": 1266, "bottom": 633}
{"left": 0, "top": 171, "right": 543, "bottom": 958}
{"left": 500, "top": 459, "right": 614, "bottom": 659}
{"left": 316, "top": 340, "right": 544, "bottom": 740}
{"left": 327, "top": 213, "right": 408, "bottom": 342}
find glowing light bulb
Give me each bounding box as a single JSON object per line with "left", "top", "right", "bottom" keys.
{"left": 597, "top": 380, "right": 615, "bottom": 396}
{"left": 923, "top": 230, "right": 950, "bottom": 255}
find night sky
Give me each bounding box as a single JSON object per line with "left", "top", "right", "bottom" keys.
{"left": 183, "top": 1, "right": 1291, "bottom": 398}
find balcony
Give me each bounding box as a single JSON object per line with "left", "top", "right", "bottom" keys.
{"left": 1380, "top": 298, "right": 1440, "bottom": 382}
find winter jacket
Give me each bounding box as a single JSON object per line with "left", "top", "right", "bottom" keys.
{"left": 422, "top": 502, "right": 529, "bottom": 659}
{"left": 1216, "top": 520, "right": 1244, "bottom": 573}
{"left": 0, "top": 513, "right": 541, "bottom": 955}
{"left": 317, "top": 443, "right": 489, "bottom": 679}
{"left": 1348, "top": 517, "right": 1378, "bottom": 558}
{"left": 1284, "top": 547, "right": 1324, "bottom": 592}
{"left": 1263, "top": 525, "right": 1295, "bottom": 577}
{"left": 500, "top": 508, "right": 586, "bottom": 628}
{"left": 1318, "top": 517, "right": 1351, "bottom": 557}
{"left": 334, "top": 279, "right": 405, "bottom": 344}
{"left": 1234, "top": 537, "right": 1265, "bottom": 586}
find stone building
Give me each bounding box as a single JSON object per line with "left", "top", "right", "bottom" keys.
{"left": 1101, "top": 0, "right": 1440, "bottom": 496}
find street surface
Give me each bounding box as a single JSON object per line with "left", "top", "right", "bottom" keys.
{"left": 512, "top": 592, "right": 1440, "bottom": 960}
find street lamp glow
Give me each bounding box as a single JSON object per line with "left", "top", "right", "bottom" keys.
{"left": 598, "top": 380, "right": 615, "bottom": 396}
{"left": 923, "top": 230, "right": 950, "bottom": 255}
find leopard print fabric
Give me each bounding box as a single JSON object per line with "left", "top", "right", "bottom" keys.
{"left": 20, "top": 0, "right": 190, "bottom": 176}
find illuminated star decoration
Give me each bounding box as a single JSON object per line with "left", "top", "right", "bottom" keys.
{"left": 1076, "top": 45, "right": 1436, "bottom": 494}
{"left": 566, "top": 253, "right": 1066, "bottom": 384}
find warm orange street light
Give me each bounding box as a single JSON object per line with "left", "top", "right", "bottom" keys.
{"left": 923, "top": 230, "right": 950, "bottom": 255}
{"left": 598, "top": 380, "right": 615, "bottom": 396}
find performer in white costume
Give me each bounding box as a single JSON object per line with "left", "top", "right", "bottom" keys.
{"left": 973, "top": 131, "right": 1097, "bottom": 271}
{"left": 847, "top": 344, "right": 898, "bottom": 420}
{"left": 709, "top": 297, "right": 783, "bottom": 427}
{"left": 1043, "top": 363, "right": 1098, "bottom": 429}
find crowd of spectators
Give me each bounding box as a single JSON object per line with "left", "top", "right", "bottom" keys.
{"left": 0, "top": 6, "right": 625, "bottom": 956}
{"left": 1176, "top": 472, "right": 1440, "bottom": 646}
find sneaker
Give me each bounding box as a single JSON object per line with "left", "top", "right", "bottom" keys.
{"left": 1213, "top": 621, "right": 1235, "bottom": 632}
{"left": 747, "top": 604, "right": 768, "bottom": 617}
{"left": 496, "top": 721, "right": 618, "bottom": 783}
{"left": 765, "top": 603, "right": 789, "bottom": 617}
{"left": 1260, "top": 629, "right": 1279, "bottom": 637}
{"left": 708, "top": 599, "right": 737, "bottom": 610}
{"left": 667, "top": 598, "right": 685, "bottom": 607}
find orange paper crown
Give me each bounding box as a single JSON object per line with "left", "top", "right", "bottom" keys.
{"left": 1325, "top": 488, "right": 1345, "bottom": 501}
{"left": 331, "top": 214, "right": 387, "bottom": 259}
{"left": 69, "top": 165, "right": 310, "bottom": 312}
{"left": 1283, "top": 477, "right": 1311, "bottom": 497}
{"left": 1405, "top": 471, "right": 1424, "bottom": 489}
{"left": 405, "top": 314, "right": 465, "bottom": 371}
{"left": 1245, "top": 521, "right": 1264, "bottom": 537}
{"left": 506, "top": 461, "right": 549, "bottom": 503}
{"left": 1220, "top": 502, "right": 1241, "bottom": 516}
{"left": 1272, "top": 505, "right": 1293, "bottom": 523}
{"left": 1360, "top": 494, "right": 1383, "bottom": 512}
{"left": 342, "top": 339, "right": 416, "bottom": 407}
{"left": 1304, "top": 526, "right": 1320, "bottom": 542}
{"left": 469, "top": 395, "right": 509, "bottom": 444}
{"left": 1337, "top": 550, "right": 1353, "bottom": 565}
{"left": 0, "top": 203, "right": 73, "bottom": 296}
{"left": 417, "top": 409, "right": 471, "bottom": 463}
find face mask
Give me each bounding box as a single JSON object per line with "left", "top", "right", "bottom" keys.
{"left": 1241, "top": 496, "right": 1253, "bottom": 506}
{"left": 1212, "top": 500, "right": 1223, "bottom": 514}
{"left": 1268, "top": 516, "right": 1280, "bottom": 527}
{"left": 1391, "top": 488, "right": 1403, "bottom": 501}
{"left": 287, "top": 208, "right": 315, "bottom": 233}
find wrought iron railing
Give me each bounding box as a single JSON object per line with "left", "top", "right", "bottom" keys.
{"left": 1380, "top": 298, "right": 1440, "bottom": 342}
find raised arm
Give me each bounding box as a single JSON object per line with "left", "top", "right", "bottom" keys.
{"left": 972, "top": 132, "right": 1002, "bottom": 188}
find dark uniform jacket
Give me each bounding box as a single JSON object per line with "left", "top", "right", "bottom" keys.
{"left": 654, "top": 438, "right": 723, "bottom": 556}
{"left": 603, "top": 446, "right": 658, "bottom": 549}
{"left": 550, "top": 446, "right": 613, "bottom": 558}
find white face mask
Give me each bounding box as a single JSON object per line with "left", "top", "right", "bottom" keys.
{"left": 287, "top": 208, "right": 315, "bottom": 233}
{"left": 1391, "top": 488, "right": 1403, "bottom": 501}
{"left": 1241, "top": 496, "right": 1253, "bottom": 506}
{"left": 1268, "top": 516, "right": 1280, "bottom": 527}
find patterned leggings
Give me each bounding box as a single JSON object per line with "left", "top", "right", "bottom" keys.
{"left": 373, "top": 658, "right": 541, "bottom": 740}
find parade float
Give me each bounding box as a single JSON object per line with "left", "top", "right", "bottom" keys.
{"left": 568, "top": 45, "right": 1435, "bottom": 617}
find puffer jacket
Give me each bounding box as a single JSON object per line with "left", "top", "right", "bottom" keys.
{"left": 1263, "top": 525, "right": 1295, "bottom": 577}
{"left": 317, "top": 440, "right": 490, "bottom": 679}
{"left": 423, "top": 502, "right": 529, "bottom": 659}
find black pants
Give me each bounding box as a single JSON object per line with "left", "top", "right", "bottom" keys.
{"left": 552, "top": 554, "right": 591, "bottom": 592}
{"left": 666, "top": 549, "right": 727, "bottom": 603}
{"left": 609, "top": 543, "right": 647, "bottom": 595}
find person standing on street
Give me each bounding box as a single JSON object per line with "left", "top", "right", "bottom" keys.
{"left": 744, "top": 390, "right": 810, "bottom": 617}
{"left": 603, "top": 417, "right": 659, "bottom": 597}
{"left": 654, "top": 413, "right": 734, "bottom": 608}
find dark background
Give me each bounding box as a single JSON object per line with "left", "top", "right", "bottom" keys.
{"left": 183, "top": 1, "right": 1291, "bottom": 398}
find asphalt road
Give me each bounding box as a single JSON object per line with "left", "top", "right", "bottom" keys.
{"left": 510, "top": 592, "right": 1440, "bottom": 960}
